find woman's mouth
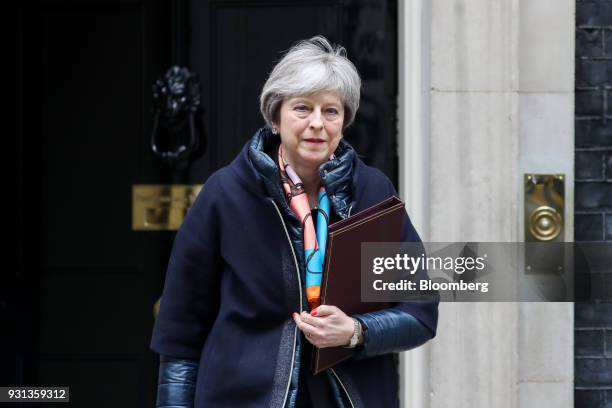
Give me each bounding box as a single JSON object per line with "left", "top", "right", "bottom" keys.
{"left": 303, "top": 138, "right": 325, "bottom": 144}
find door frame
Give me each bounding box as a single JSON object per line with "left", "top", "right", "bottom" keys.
{"left": 397, "top": 1, "right": 431, "bottom": 407}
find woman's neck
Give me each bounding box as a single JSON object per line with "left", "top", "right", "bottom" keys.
{"left": 291, "top": 162, "right": 320, "bottom": 206}
{"left": 282, "top": 149, "right": 322, "bottom": 207}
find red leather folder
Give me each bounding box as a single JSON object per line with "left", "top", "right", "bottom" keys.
{"left": 312, "top": 196, "right": 405, "bottom": 374}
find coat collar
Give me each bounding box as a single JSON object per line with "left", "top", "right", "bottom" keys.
{"left": 235, "top": 127, "right": 357, "bottom": 220}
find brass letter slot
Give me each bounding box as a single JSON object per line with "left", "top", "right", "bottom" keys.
{"left": 132, "top": 184, "right": 203, "bottom": 231}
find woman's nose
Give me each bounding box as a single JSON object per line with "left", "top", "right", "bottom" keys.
{"left": 309, "top": 109, "right": 324, "bottom": 129}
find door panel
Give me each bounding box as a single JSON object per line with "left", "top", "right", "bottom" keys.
{"left": 16, "top": 1, "right": 169, "bottom": 406}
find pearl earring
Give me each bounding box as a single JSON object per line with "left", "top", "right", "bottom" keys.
{"left": 272, "top": 127, "right": 278, "bottom": 135}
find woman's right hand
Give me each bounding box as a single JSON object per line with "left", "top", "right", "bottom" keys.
{"left": 292, "top": 305, "right": 358, "bottom": 348}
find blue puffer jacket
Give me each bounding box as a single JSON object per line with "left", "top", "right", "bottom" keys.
{"left": 151, "top": 128, "right": 439, "bottom": 408}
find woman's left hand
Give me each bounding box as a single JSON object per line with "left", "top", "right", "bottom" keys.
{"left": 293, "top": 305, "right": 354, "bottom": 348}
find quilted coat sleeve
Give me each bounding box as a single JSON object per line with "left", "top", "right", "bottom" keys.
{"left": 150, "top": 173, "right": 223, "bottom": 360}
{"left": 352, "top": 177, "right": 440, "bottom": 359}
{"left": 156, "top": 355, "right": 199, "bottom": 408}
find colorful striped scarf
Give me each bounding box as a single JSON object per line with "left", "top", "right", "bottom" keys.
{"left": 278, "top": 145, "right": 331, "bottom": 310}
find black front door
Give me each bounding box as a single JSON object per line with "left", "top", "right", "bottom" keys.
{"left": 12, "top": 1, "right": 397, "bottom": 406}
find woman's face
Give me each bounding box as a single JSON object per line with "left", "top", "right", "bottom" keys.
{"left": 274, "top": 91, "right": 344, "bottom": 171}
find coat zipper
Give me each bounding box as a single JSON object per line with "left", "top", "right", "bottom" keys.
{"left": 270, "top": 199, "right": 303, "bottom": 408}
{"left": 271, "top": 199, "right": 356, "bottom": 408}
{"left": 329, "top": 368, "right": 356, "bottom": 408}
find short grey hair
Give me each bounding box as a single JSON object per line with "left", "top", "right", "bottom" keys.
{"left": 260, "top": 36, "right": 361, "bottom": 130}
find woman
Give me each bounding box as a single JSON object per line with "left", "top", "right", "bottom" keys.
{"left": 151, "top": 36, "right": 439, "bottom": 408}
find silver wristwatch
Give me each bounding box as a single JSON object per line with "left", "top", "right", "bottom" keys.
{"left": 344, "top": 318, "right": 362, "bottom": 348}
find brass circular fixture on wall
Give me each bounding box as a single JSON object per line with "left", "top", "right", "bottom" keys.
{"left": 528, "top": 206, "right": 562, "bottom": 241}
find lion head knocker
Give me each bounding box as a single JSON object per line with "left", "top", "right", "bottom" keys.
{"left": 151, "top": 66, "right": 205, "bottom": 169}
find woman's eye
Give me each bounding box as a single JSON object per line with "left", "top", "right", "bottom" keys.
{"left": 294, "top": 105, "right": 309, "bottom": 112}
{"left": 326, "top": 108, "right": 339, "bottom": 115}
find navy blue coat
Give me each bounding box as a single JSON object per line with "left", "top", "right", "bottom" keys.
{"left": 151, "top": 128, "right": 439, "bottom": 408}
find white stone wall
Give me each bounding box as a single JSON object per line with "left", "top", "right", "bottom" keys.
{"left": 399, "top": 0, "right": 575, "bottom": 407}
{"left": 516, "top": 0, "right": 574, "bottom": 405}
